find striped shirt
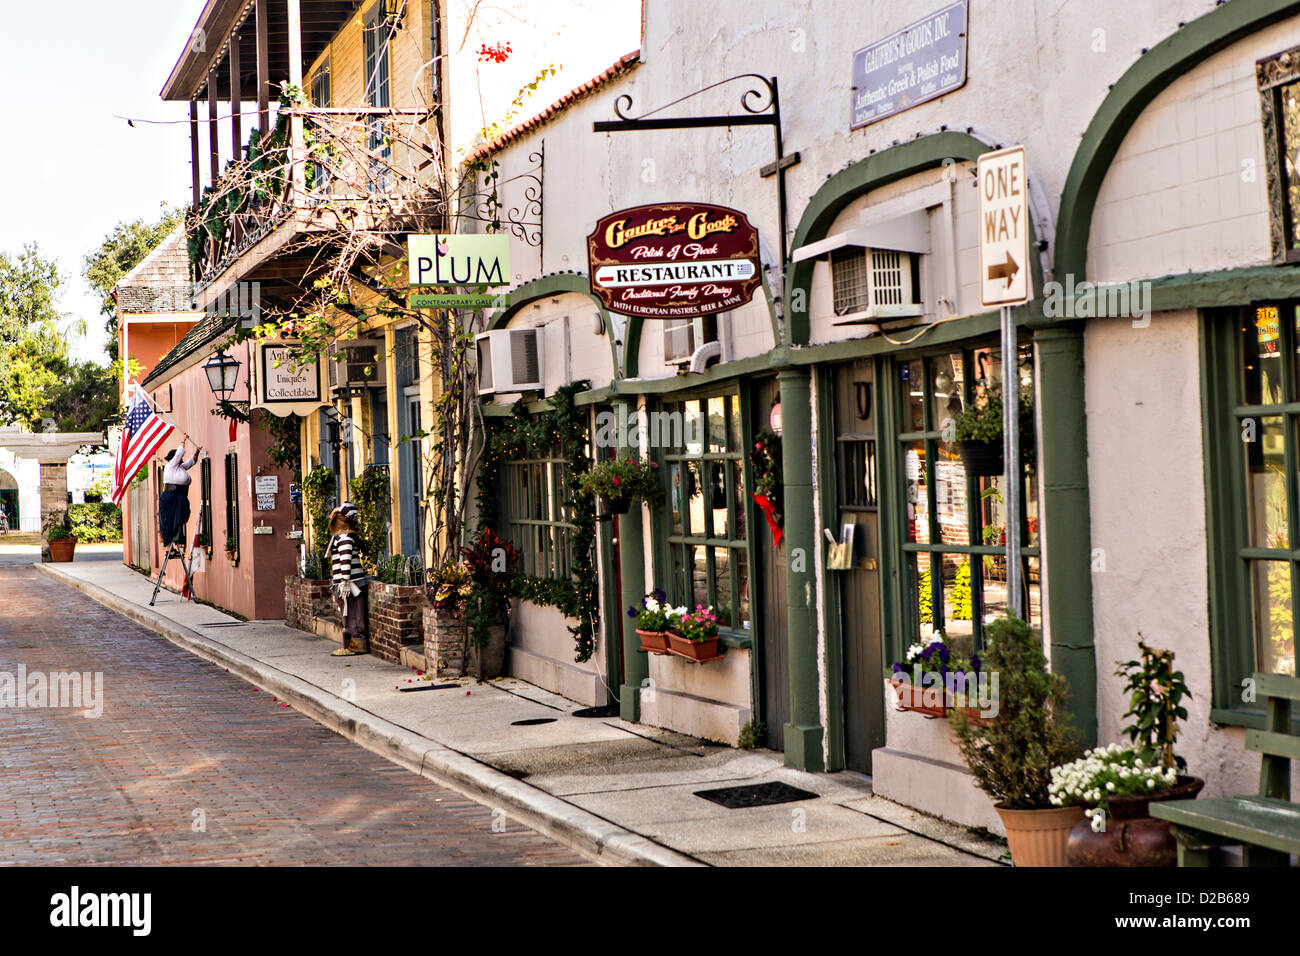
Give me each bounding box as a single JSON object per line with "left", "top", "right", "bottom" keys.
{"left": 328, "top": 533, "right": 367, "bottom": 586}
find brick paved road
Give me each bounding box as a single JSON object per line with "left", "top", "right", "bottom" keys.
{"left": 0, "top": 567, "right": 586, "bottom": 866}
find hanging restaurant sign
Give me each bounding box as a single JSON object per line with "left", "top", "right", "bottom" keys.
{"left": 408, "top": 234, "right": 511, "bottom": 309}
{"left": 586, "top": 203, "right": 762, "bottom": 319}
{"left": 251, "top": 340, "right": 327, "bottom": 418}
{"left": 850, "top": 0, "right": 967, "bottom": 130}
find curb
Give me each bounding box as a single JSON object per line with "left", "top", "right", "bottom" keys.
{"left": 36, "top": 563, "right": 702, "bottom": 868}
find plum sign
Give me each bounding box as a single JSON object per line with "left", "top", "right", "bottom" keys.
{"left": 586, "top": 203, "right": 762, "bottom": 319}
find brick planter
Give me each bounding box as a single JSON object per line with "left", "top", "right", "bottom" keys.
{"left": 284, "top": 576, "right": 336, "bottom": 632}
{"left": 368, "top": 581, "right": 427, "bottom": 665}
{"left": 423, "top": 605, "right": 467, "bottom": 678}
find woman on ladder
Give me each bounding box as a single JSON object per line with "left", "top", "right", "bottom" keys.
{"left": 158, "top": 441, "right": 201, "bottom": 548}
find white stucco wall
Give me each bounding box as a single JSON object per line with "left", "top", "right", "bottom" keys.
{"left": 0, "top": 450, "right": 41, "bottom": 533}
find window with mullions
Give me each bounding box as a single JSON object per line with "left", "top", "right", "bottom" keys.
{"left": 897, "top": 344, "right": 1040, "bottom": 651}
{"left": 661, "top": 394, "right": 751, "bottom": 633}
{"left": 503, "top": 447, "right": 575, "bottom": 580}
{"left": 1260, "top": 45, "right": 1300, "bottom": 263}
{"left": 199, "top": 458, "right": 213, "bottom": 550}
{"left": 1205, "top": 304, "right": 1300, "bottom": 679}
{"left": 363, "top": 1, "right": 393, "bottom": 192}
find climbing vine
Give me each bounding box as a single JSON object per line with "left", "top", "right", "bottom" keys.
{"left": 476, "top": 381, "right": 597, "bottom": 662}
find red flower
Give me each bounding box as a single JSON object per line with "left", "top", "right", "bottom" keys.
{"left": 612, "top": 477, "right": 622, "bottom": 486}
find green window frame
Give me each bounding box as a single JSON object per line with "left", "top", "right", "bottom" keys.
{"left": 199, "top": 457, "right": 213, "bottom": 551}
{"left": 892, "top": 340, "right": 1040, "bottom": 655}
{"left": 1202, "top": 305, "right": 1299, "bottom": 725}
{"left": 225, "top": 451, "right": 239, "bottom": 563}
{"left": 502, "top": 442, "right": 574, "bottom": 581}
{"left": 658, "top": 391, "right": 751, "bottom": 635}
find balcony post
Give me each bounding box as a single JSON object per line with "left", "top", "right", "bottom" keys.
{"left": 208, "top": 69, "right": 220, "bottom": 186}
{"left": 229, "top": 38, "right": 242, "bottom": 159}
{"left": 190, "top": 99, "right": 200, "bottom": 209}
{"left": 286, "top": 0, "right": 305, "bottom": 199}
{"left": 255, "top": 0, "right": 270, "bottom": 134}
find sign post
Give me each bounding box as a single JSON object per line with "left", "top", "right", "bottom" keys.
{"left": 977, "top": 145, "right": 1031, "bottom": 620}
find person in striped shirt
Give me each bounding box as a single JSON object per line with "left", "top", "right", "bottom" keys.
{"left": 327, "top": 501, "right": 370, "bottom": 656}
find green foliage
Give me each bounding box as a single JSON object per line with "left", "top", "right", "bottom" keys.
{"left": 348, "top": 465, "right": 391, "bottom": 572}
{"left": 578, "top": 457, "right": 663, "bottom": 505}
{"left": 460, "top": 528, "right": 520, "bottom": 648}
{"left": 0, "top": 244, "right": 68, "bottom": 429}
{"left": 951, "top": 561, "right": 972, "bottom": 621}
{"left": 1115, "top": 642, "right": 1192, "bottom": 773}
{"left": 40, "top": 359, "right": 121, "bottom": 436}
{"left": 952, "top": 386, "right": 1034, "bottom": 447}
{"left": 750, "top": 429, "right": 783, "bottom": 504}
{"left": 303, "top": 549, "right": 325, "bottom": 580}
{"left": 257, "top": 409, "right": 303, "bottom": 479}
{"left": 374, "top": 553, "right": 424, "bottom": 586}
{"left": 950, "top": 616, "right": 1083, "bottom": 810}
{"left": 83, "top": 209, "right": 183, "bottom": 361}
{"left": 738, "top": 721, "right": 767, "bottom": 750}
{"left": 225, "top": 535, "right": 237, "bottom": 553}
{"left": 478, "top": 382, "right": 599, "bottom": 661}
{"left": 917, "top": 567, "right": 933, "bottom": 625}
{"left": 68, "top": 503, "right": 122, "bottom": 543}
{"left": 300, "top": 465, "right": 336, "bottom": 569}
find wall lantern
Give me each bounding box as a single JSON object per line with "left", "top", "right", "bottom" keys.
{"left": 204, "top": 348, "right": 241, "bottom": 401}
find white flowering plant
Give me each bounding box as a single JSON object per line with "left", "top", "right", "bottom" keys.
{"left": 1048, "top": 743, "right": 1180, "bottom": 831}
{"left": 626, "top": 590, "right": 686, "bottom": 632}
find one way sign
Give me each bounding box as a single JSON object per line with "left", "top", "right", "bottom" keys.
{"left": 978, "top": 145, "right": 1031, "bottom": 309}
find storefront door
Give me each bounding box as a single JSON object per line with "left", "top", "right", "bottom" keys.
{"left": 751, "top": 378, "right": 789, "bottom": 751}
{"left": 832, "top": 360, "right": 885, "bottom": 773}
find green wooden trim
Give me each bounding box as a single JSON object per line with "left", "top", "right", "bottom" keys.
{"left": 721, "top": 633, "right": 753, "bottom": 650}
{"left": 1201, "top": 309, "right": 1261, "bottom": 718}
{"left": 816, "top": 364, "right": 846, "bottom": 772}
{"left": 624, "top": 316, "right": 643, "bottom": 379}
{"left": 1054, "top": 0, "right": 1300, "bottom": 282}
{"left": 786, "top": 132, "right": 995, "bottom": 347}
{"left": 738, "top": 380, "right": 766, "bottom": 731}
{"left": 1257, "top": 673, "right": 1300, "bottom": 700}
{"left": 876, "top": 353, "right": 908, "bottom": 671}
{"left": 483, "top": 272, "right": 621, "bottom": 380}
{"left": 614, "top": 399, "right": 649, "bottom": 722}
{"left": 1245, "top": 728, "right": 1300, "bottom": 759}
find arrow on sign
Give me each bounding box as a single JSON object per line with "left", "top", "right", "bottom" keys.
{"left": 986, "top": 251, "right": 1019, "bottom": 288}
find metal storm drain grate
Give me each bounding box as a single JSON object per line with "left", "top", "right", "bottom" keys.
{"left": 570, "top": 704, "right": 620, "bottom": 718}
{"left": 510, "top": 717, "right": 558, "bottom": 726}
{"left": 693, "top": 781, "right": 818, "bottom": 809}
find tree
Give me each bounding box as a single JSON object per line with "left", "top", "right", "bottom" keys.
{"left": 84, "top": 208, "right": 184, "bottom": 361}
{"left": 0, "top": 244, "right": 68, "bottom": 430}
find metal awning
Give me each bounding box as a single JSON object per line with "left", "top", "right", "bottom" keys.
{"left": 791, "top": 208, "right": 931, "bottom": 262}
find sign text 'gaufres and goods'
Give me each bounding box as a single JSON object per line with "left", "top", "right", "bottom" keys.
{"left": 586, "top": 203, "right": 762, "bottom": 319}
{"left": 408, "top": 234, "right": 511, "bottom": 309}
{"left": 850, "top": 0, "right": 967, "bottom": 130}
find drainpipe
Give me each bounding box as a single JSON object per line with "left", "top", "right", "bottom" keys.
{"left": 1033, "top": 321, "right": 1097, "bottom": 747}
{"left": 615, "top": 398, "right": 649, "bottom": 722}
{"left": 776, "top": 363, "right": 825, "bottom": 771}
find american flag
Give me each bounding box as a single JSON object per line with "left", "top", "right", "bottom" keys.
{"left": 109, "top": 386, "right": 174, "bottom": 505}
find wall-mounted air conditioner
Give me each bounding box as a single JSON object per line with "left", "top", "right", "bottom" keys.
{"left": 328, "top": 339, "right": 386, "bottom": 397}
{"left": 828, "top": 247, "right": 923, "bottom": 324}
{"left": 476, "top": 328, "right": 543, "bottom": 395}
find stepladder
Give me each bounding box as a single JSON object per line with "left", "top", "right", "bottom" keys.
{"left": 150, "top": 541, "right": 197, "bottom": 606}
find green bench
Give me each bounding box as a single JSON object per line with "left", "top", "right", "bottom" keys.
{"left": 1151, "top": 673, "right": 1300, "bottom": 866}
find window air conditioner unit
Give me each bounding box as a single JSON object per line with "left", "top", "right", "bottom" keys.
{"left": 663, "top": 316, "right": 719, "bottom": 369}
{"left": 830, "top": 247, "right": 924, "bottom": 325}
{"left": 476, "top": 328, "right": 543, "bottom": 395}
{"left": 328, "top": 338, "right": 386, "bottom": 396}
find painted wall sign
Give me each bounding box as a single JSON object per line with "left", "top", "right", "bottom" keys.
{"left": 850, "top": 1, "right": 968, "bottom": 130}
{"left": 251, "top": 341, "right": 327, "bottom": 418}
{"left": 408, "top": 234, "right": 511, "bottom": 309}
{"left": 586, "top": 203, "right": 762, "bottom": 318}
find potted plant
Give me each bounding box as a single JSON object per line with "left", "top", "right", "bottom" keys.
{"left": 424, "top": 562, "right": 473, "bottom": 678}
{"left": 196, "top": 531, "right": 212, "bottom": 557}
{"left": 888, "top": 634, "right": 985, "bottom": 722}
{"left": 950, "top": 615, "right": 1084, "bottom": 866}
{"left": 667, "top": 605, "right": 723, "bottom": 662}
{"left": 627, "top": 589, "right": 684, "bottom": 654}
{"left": 578, "top": 456, "right": 663, "bottom": 514}
{"left": 46, "top": 514, "right": 78, "bottom": 563}
{"left": 1057, "top": 643, "right": 1203, "bottom": 866}
{"left": 225, "top": 534, "right": 237, "bottom": 562}
{"left": 951, "top": 386, "right": 1034, "bottom": 477}
{"left": 460, "top": 529, "right": 520, "bottom": 680}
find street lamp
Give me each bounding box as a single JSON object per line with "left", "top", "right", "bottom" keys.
{"left": 204, "top": 349, "right": 241, "bottom": 400}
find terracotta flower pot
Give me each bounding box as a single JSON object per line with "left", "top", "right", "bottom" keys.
{"left": 1066, "top": 776, "right": 1204, "bottom": 867}
{"left": 995, "top": 803, "right": 1086, "bottom": 867}
{"left": 888, "top": 679, "right": 989, "bottom": 724}
{"left": 47, "top": 537, "right": 77, "bottom": 563}
{"left": 637, "top": 628, "right": 670, "bottom": 654}
{"left": 667, "top": 630, "right": 722, "bottom": 662}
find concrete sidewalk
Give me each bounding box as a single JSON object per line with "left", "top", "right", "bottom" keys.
{"left": 34, "top": 558, "right": 1009, "bottom": 868}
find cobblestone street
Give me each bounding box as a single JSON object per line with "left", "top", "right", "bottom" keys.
{"left": 0, "top": 567, "right": 585, "bottom": 866}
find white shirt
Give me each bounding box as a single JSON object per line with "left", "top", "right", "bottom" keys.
{"left": 163, "top": 446, "right": 198, "bottom": 486}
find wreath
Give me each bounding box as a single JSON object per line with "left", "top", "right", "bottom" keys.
{"left": 750, "top": 429, "right": 784, "bottom": 548}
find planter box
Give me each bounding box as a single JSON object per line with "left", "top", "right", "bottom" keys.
{"left": 667, "top": 631, "right": 723, "bottom": 662}
{"left": 368, "top": 581, "right": 426, "bottom": 665}
{"left": 284, "top": 576, "right": 335, "bottom": 632}
{"left": 637, "top": 628, "right": 670, "bottom": 654}
{"left": 423, "top": 604, "right": 467, "bottom": 678}
{"left": 889, "top": 680, "right": 988, "bottom": 725}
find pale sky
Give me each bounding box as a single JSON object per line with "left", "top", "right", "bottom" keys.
{"left": 0, "top": 0, "right": 641, "bottom": 365}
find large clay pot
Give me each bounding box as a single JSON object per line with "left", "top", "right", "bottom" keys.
{"left": 473, "top": 624, "right": 508, "bottom": 680}
{"left": 47, "top": 537, "right": 78, "bottom": 563}
{"left": 1066, "top": 776, "right": 1204, "bottom": 867}
{"left": 995, "top": 804, "right": 1086, "bottom": 867}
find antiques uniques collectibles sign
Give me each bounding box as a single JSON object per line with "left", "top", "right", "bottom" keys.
{"left": 850, "top": 1, "right": 967, "bottom": 130}
{"left": 586, "top": 203, "right": 762, "bottom": 318}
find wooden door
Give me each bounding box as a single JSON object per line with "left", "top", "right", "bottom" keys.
{"left": 833, "top": 360, "right": 885, "bottom": 773}
{"left": 753, "top": 378, "right": 789, "bottom": 750}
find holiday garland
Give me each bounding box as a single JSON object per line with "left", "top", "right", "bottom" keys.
{"left": 749, "top": 428, "right": 784, "bottom": 548}
{"left": 476, "top": 381, "right": 598, "bottom": 662}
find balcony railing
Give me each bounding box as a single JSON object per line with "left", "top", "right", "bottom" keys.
{"left": 187, "top": 99, "right": 445, "bottom": 289}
